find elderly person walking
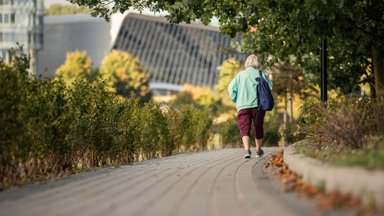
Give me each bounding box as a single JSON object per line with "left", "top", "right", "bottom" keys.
{"left": 228, "top": 54, "right": 273, "bottom": 158}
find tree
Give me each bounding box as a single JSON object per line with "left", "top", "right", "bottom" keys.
{"left": 70, "top": 0, "right": 384, "bottom": 95}
{"left": 215, "top": 58, "right": 243, "bottom": 106}
{"left": 238, "top": 1, "right": 383, "bottom": 95}
{"left": 98, "top": 50, "right": 151, "bottom": 101}
{"left": 44, "top": 4, "right": 94, "bottom": 16}
{"left": 55, "top": 50, "right": 92, "bottom": 87}
{"left": 173, "top": 84, "right": 220, "bottom": 110}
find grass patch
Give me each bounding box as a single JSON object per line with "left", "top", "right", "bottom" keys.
{"left": 294, "top": 140, "right": 384, "bottom": 169}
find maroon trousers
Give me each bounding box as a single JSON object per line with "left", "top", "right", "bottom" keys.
{"left": 237, "top": 107, "right": 266, "bottom": 139}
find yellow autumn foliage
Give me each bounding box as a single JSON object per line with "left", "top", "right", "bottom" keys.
{"left": 99, "top": 50, "right": 150, "bottom": 100}
{"left": 55, "top": 50, "right": 92, "bottom": 87}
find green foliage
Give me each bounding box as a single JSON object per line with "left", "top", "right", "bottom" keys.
{"left": 44, "top": 4, "right": 94, "bottom": 16}
{"left": 281, "top": 121, "right": 306, "bottom": 145}
{"left": 296, "top": 140, "right": 384, "bottom": 169}
{"left": 335, "top": 142, "right": 384, "bottom": 169}
{"left": 172, "top": 84, "right": 221, "bottom": 114}
{"left": 216, "top": 117, "right": 241, "bottom": 148}
{"left": 262, "top": 112, "right": 281, "bottom": 147}
{"left": 69, "top": 0, "right": 384, "bottom": 94}
{"left": 166, "top": 105, "right": 213, "bottom": 151}
{"left": 300, "top": 96, "right": 384, "bottom": 150}
{"left": 361, "top": 95, "right": 384, "bottom": 137}
{"left": 55, "top": 50, "right": 92, "bottom": 87}
{"left": 0, "top": 52, "right": 212, "bottom": 189}
{"left": 215, "top": 58, "right": 243, "bottom": 107}
{"left": 215, "top": 111, "right": 282, "bottom": 148}
{"left": 134, "top": 102, "right": 170, "bottom": 158}
{"left": 215, "top": 58, "right": 243, "bottom": 95}
{"left": 99, "top": 50, "right": 151, "bottom": 102}
{"left": 263, "top": 130, "right": 281, "bottom": 147}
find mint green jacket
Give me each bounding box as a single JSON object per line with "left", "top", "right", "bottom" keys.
{"left": 228, "top": 67, "right": 273, "bottom": 111}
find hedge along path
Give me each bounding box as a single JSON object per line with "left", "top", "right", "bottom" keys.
{"left": 0, "top": 148, "right": 284, "bottom": 216}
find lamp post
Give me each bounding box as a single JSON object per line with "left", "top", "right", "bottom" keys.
{"left": 321, "top": 39, "right": 328, "bottom": 101}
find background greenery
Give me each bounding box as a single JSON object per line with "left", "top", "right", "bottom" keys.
{"left": 0, "top": 50, "right": 212, "bottom": 190}
{"left": 297, "top": 96, "right": 384, "bottom": 168}
{"left": 70, "top": 0, "right": 384, "bottom": 96}
{"left": 44, "top": 4, "right": 94, "bottom": 16}
{"left": 4, "top": 0, "right": 384, "bottom": 188}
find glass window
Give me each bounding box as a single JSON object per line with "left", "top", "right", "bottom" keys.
{"left": 0, "top": 32, "right": 3, "bottom": 42}
{"left": 0, "top": 13, "right": 2, "bottom": 23}
{"left": 38, "top": 15, "right": 43, "bottom": 25}
{"left": 10, "top": 13, "right": 15, "bottom": 23}
{"left": 38, "top": 33, "right": 43, "bottom": 47}
{"left": 4, "top": 14, "right": 8, "bottom": 24}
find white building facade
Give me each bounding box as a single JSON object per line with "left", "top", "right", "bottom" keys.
{"left": 0, "top": 0, "right": 44, "bottom": 73}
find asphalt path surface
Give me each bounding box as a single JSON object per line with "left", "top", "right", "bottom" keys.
{"left": 0, "top": 148, "right": 353, "bottom": 216}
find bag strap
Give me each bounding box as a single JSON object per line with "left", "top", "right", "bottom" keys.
{"left": 258, "top": 70, "right": 265, "bottom": 81}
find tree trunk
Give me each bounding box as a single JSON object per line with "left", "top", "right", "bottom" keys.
{"left": 283, "top": 88, "right": 287, "bottom": 125}
{"left": 289, "top": 73, "right": 293, "bottom": 122}
{"left": 289, "top": 86, "right": 293, "bottom": 122}
{"left": 372, "top": 50, "right": 384, "bottom": 96}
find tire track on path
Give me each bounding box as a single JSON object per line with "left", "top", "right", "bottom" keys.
{"left": 74, "top": 150, "right": 234, "bottom": 216}
{"left": 168, "top": 155, "right": 243, "bottom": 216}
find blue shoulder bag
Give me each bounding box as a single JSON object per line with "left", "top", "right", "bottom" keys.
{"left": 256, "top": 71, "right": 274, "bottom": 111}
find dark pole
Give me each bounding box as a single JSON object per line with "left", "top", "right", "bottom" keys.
{"left": 321, "top": 39, "right": 328, "bottom": 101}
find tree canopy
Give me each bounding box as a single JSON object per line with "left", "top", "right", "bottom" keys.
{"left": 99, "top": 50, "right": 151, "bottom": 101}
{"left": 70, "top": 0, "right": 384, "bottom": 95}
{"left": 44, "top": 4, "right": 94, "bottom": 16}
{"left": 55, "top": 50, "right": 92, "bottom": 87}
{"left": 215, "top": 58, "right": 243, "bottom": 106}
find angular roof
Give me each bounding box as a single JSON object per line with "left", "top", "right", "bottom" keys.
{"left": 112, "top": 13, "right": 245, "bottom": 88}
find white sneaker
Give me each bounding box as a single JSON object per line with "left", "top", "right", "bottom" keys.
{"left": 255, "top": 149, "right": 264, "bottom": 158}
{"left": 244, "top": 150, "right": 252, "bottom": 159}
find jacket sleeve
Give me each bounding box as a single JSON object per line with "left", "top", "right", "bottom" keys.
{"left": 228, "top": 75, "right": 238, "bottom": 103}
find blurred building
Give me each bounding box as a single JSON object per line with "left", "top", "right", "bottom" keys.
{"left": 0, "top": 0, "right": 44, "bottom": 74}
{"left": 112, "top": 13, "right": 246, "bottom": 94}
{"left": 37, "top": 11, "right": 245, "bottom": 94}
{"left": 37, "top": 14, "right": 111, "bottom": 76}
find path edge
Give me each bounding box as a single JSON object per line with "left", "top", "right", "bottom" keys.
{"left": 284, "top": 142, "right": 384, "bottom": 207}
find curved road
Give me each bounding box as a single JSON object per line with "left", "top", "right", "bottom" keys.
{"left": 0, "top": 148, "right": 329, "bottom": 216}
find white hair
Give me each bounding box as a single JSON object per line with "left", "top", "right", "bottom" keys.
{"left": 245, "top": 54, "right": 262, "bottom": 69}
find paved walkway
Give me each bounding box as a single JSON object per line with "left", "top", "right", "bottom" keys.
{"left": 0, "top": 148, "right": 325, "bottom": 216}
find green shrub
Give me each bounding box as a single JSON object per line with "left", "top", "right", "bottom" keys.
{"left": 166, "top": 105, "right": 213, "bottom": 152}
{"left": 263, "top": 111, "right": 281, "bottom": 146}
{"left": 215, "top": 111, "right": 282, "bottom": 148}
{"left": 361, "top": 95, "right": 384, "bottom": 138}
{"left": 216, "top": 118, "right": 241, "bottom": 148}
{"left": 299, "top": 96, "right": 384, "bottom": 150}
{"left": 194, "top": 109, "right": 213, "bottom": 149}
{"left": 135, "top": 101, "right": 170, "bottom": 159}
{"left": 0, "top": 52, "right": 214, "bottom": 189}
{"left": 281, "top": 120, "right": 306, "bottom": 145}
{"left": 263, "top": 129, "right": 281, "bottom": 146}
{"left": 113, "top": 97, "right": 140, "bottom": 163}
